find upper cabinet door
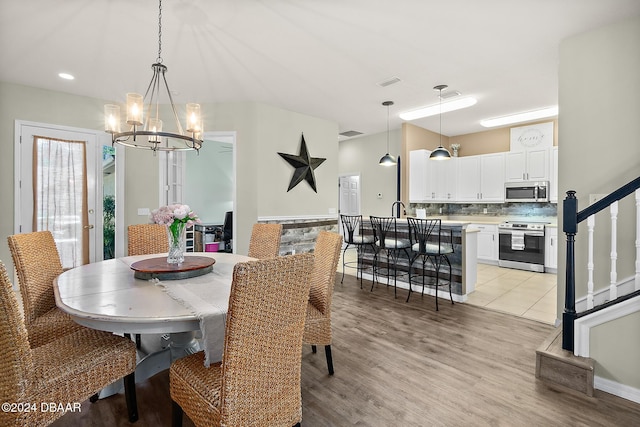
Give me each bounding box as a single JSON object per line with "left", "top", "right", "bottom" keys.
{"left": 456, "top": 156, "right": 481, "bottom": 201}
{"left": 505, "top": 147, "right": 549, "bottom": 182}
{"left": 479, "top": 153, "right": 505, "bottom": 202}
{"left": 409, "top": 149, "right": 429, "bottom": 202}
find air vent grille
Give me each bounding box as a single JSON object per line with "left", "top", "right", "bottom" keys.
{"left": 339, "top": 130, "right": 363, "bottom": 137}
{"left": 440, "top": 90, "right": 461, "bottom": 99}
{"left": 377, "top": 76, "right": 401, "bottom": 87}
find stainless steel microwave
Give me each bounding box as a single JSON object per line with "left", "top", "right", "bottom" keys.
{"left": 505, "top": 181, "right": 549, "bottom": 202}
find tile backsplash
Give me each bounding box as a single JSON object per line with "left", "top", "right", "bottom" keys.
{"left": 408, "top": 202, "right": 557, "bottom": 218}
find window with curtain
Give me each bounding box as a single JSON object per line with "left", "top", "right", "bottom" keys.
{"left": 33, "top": 135, "right": 89, "bottom": 268}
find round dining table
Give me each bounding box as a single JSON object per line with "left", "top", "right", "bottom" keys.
{"left": 54, "top": 252, "right": 253, "bottom": 396}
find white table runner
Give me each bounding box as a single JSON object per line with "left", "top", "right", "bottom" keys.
{"left": 153, "top": 259, "right": 236, "bottom": 367}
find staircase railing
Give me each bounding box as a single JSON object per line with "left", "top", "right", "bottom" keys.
{"left": 562, "top": 176, "right": 640, "bottom": 351}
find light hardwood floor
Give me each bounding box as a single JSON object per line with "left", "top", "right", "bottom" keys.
{"left": 51, "top": 272, "right": 639, "bottom": 426}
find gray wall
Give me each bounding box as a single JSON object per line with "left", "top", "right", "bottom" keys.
{"left": 338, "top": 128, "right": 402, "bottom": 216}
{"left": 0, "top": 84, "right": 338, "bottom": 269}
{"left": 558, "top": 16, "right": 640, "bottom": 389}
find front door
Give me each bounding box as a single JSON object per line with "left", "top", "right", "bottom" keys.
{"left": 16, "top": 121, "right": 102, "bottom": 268}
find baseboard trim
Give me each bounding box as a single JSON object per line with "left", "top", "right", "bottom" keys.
{"left": 595, "top": 376, "right": 640, "bottom": 404}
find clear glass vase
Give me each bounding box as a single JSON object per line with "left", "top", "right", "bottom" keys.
{"left": 166, "top": 222, "right": 186, "bottom": 264}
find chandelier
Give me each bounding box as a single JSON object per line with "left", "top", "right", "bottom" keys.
{"left": 104, "top": 0, "right": 203, "bottom": 153}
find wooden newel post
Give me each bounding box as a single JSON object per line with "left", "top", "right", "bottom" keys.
{"left": 563, "top": 190, "right": 578, "bottom": 351}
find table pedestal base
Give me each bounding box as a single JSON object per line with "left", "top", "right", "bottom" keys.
{"left": 96, "top": 332, "right": 202, "bottom": 399}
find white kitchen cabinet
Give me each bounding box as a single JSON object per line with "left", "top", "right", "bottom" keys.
{"left": 410, "top": 150, "right": 458, "bottom": 202}
{"left": 409, "top": 149, "right": 429, "bottom": 202}
{"left": 550, "top": 146, "right": 559, "bottom": 202}
{"left": 429, "top": 157, "right": 458, "bottom": 201}
{"left": 505, "top": 147, "right": 550, "bottom": 182}
{"left": 545, "top": 226, "right": 558, "bottom": 271}
{"left": 470, "top": 223, "right": 498, "bottom": 263}
{"left": 457, "top": 153, "right": 505, "bottom": 202}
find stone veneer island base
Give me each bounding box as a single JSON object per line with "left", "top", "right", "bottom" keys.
{"left": 358, "top": 218, "right": 478, "bottom": 302}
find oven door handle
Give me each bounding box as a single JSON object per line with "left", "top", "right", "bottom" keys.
{"left": 498, "top": 230, "right": 545, "bottom": 237}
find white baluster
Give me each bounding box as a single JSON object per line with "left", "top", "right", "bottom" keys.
{"left": 587, "top": 215, "right": 595, "bottom": 309}
{"left": 636, "top": 189, "right": 640, "bottom": 291}
{"left": 610, "top": 201, "right": 618, "bottom": 300}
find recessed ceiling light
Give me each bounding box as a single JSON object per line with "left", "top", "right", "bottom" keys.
{"left": 398, "top": 96, "right": 477, "bottom": 121}
{"left": 58, "top": 73, "right": 75, "bottom": 80}
{"left": 480, "top": 106, "right": 558, "bottom": 127}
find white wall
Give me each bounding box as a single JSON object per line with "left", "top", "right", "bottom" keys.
{"left": 184, "top": 138, "right": 233, "bottom": 225}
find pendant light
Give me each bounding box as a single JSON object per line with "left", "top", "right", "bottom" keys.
{"left": 429, "top": 85, "right": 451, "bottom": 161}
{"left": 379, "top": 101, "right": 397, "bottom": 166}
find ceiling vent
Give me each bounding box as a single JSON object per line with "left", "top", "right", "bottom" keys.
{"left": 440, "top": 89, "right": 461, "bottom": 99}
{"left": 377, "top": 76, "right": 401, "bottom": 87}
{"left": 339, "top": 130, "right": 363, "bottom": 137}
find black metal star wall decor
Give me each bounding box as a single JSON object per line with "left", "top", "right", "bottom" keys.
{"left": 278, "top": 133, "right": 326, "bottom": 193}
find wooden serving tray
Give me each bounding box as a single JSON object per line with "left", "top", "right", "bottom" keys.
{"left": 130, "top": 256, "right": 216, "bottom": 280}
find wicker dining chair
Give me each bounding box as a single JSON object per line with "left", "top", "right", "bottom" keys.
{"left": 7, "top": 231, "right": 84, "bottom": 348}
{"left": 127, "top": 223, "right": 171, "bottom": 348}
{"left": 170, "top": 253, "right": 314, "bottom": 427}
{"left": 0, "top": 260, "right": 139, "bottom": 426}
{"left": 303, "top": 231, "right": 343, "bottom": 375}
{"left": 247, "top": 223, "right": 283, "bottom": 259}
{"left": 128, "top": 223, "right": 169, "bottom": 256}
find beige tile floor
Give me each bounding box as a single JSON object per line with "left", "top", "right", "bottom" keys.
{"left": 466, "top": 263, "right": 558, "bottom": 325}
{"left": 338, "top": 249, "right": 558, "bottom": 325}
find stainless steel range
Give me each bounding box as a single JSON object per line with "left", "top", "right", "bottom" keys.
{"left": 498, "top": 221, "right": 547, "bottom": 272}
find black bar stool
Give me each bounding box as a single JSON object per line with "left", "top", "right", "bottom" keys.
{"left": 369, "top": 216, "right": 411, "bottom": 298}
{"left": 339, "top": 215, "right": 376, "bottom": 288}
{"left": 406, "top": 217, "right": 454, "bottom": 310}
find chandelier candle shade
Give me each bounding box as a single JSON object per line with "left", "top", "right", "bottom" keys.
{"left": 104, "top": 0, "right": 203, "bottom": 152}
{"left": 151, "top": 204, "right": 201, "bottom": 265}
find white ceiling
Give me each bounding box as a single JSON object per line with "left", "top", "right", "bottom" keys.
{"left": 1, "top": 0, "right": 639, "bottom": 140}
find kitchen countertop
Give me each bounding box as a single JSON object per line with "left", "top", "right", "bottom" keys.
{"left": 362, "top": 215, "right": 558, "bottom": 228}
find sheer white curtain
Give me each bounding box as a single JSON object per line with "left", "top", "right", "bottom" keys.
{"left": 33, "top": 135, "right": 88, "bottom": 268}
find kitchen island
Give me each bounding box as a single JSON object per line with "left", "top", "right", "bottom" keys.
{"left": 359, "top": 218, "right": 478, "bottom": 302}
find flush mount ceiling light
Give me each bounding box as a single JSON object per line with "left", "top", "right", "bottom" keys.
{"left": 104, "top": 0, "right": 203, "bottom": 153}
{"left": 430, "top": 85, "right": 451, "bottom": 161}
{"left": 379, "top": 101, "right": 397, "bottom": 166}
{"left": 399, "top": 94, "right": 477, "bottom": 121}
{"left": 480, "top": 106, "right": 558, "bottom": 128}
{"left": 58, "top": 73, "right": 74, "bottom": 80}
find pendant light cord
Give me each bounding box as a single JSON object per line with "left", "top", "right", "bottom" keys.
{"left": 157, "top": 0, "right": 163, "bottom": 63}
{"left": 439, "top": 88, "right": 442, "bottom": 146}
{"left": 386, "top": 102, "right": 390, "bottom": 152}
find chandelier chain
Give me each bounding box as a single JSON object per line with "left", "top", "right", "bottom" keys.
{"left": 157, "top": 0, "right": 163, "bottom": 63}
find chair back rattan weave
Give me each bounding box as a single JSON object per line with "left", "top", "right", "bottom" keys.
{"left": 7, "top": 231, "right": 62, "bottom": 323}
{"left": 0, "top": 261, "right": 34, "bottom": 410}
{"left": 0, "top": 259, "right": 139, "bottom": 425}
{"left": 247, "top": 223, "right": 283, "bottom": 259}
{"left": 308, "top": 231, "right": 342, "bottom": 315}
{"left": 221, "top": 253, "right": 312, "bottom": 425}
{"left": 170, "top": 253, "right": 313, "bottom": 426}
{"left": 127, "top": 223, "right": 169, "bottom": 256}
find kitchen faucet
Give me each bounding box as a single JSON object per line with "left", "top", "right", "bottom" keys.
{"left": 391, "top": 201, "right": 406, "bottom": 218}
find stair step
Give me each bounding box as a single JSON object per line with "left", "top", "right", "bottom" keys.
{"left": 535, "top": 327, "right": 595, "bottom": 397}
